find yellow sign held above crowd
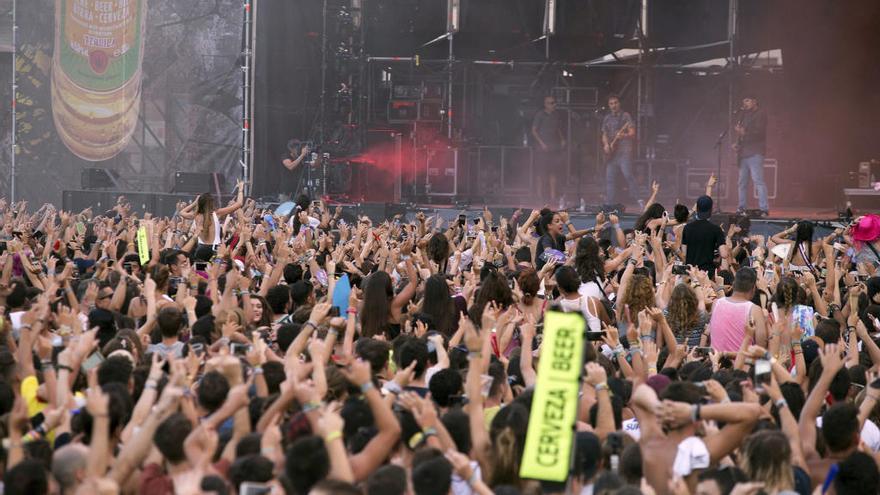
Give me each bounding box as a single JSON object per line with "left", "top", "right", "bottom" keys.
{"left": 520, "top": 310, "right": 585, "bottom": 483}
{"left": 136, "top": 226, "right": 149, "bottom": 266}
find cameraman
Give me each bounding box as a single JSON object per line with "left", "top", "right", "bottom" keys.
{"left": 281, "top": 139, "right": 312, "bottom": 196}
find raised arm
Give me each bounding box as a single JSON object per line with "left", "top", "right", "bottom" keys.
{"left": 799, "top": 343, "right": 844, "bottom": 461}
{"left": 216, "top": 180, "right": 245, "bottom": 217}
{"left": 343, "top": 359, "right": 402, "bottom": 481}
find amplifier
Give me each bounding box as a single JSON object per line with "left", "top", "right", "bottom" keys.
{"left": 418, "top": 100, "right": 443, "bottom": 121}
{"left": 388, "top": 100, "right": 419, "bottom": 122}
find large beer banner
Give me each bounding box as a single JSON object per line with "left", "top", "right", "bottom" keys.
{"left": 12, "top": 0, "right": 244, "bottom": 205}
{"left": 52, "top": 0, "right": 146, "bottom": 161}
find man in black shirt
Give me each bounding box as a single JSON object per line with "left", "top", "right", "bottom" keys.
{"left": 733, "top": 95, "right": 769, "bottom": 217}
{"left": 282, "top": 139, "right": 311, "bottom": 197}
{"left": 682, "top": 195, "right": 725, "bottom": 278}
{"left": 531, "top": 96, "right": 566, "bottom": 204}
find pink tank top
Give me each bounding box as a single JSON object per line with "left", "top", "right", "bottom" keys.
{"left": 709, "top": 298, "right": 753, "bottom": 352}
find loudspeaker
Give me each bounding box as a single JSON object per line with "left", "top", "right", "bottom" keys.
{"left": 172, "top": 172, "right": 226, "bottom": 194}
{"left": 353, "top": 202, "right": 409, "bottom": 223}
{"left": 155, "top": 193, "right": 196, "bottom": 218}
{"left": 63, "top": 190, "right": 109, "bottom": 214}
{"left": 116, "top": 193, "right": 156, "bottom": 216}
{"left": 81, "top": 168, "right": 119, "bottom": 190}
{"left": 62, "top": 191, "right": 189, "bottom": 217}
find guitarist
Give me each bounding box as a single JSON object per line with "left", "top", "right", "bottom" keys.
{"left": 602, "top": 94, "right": 638, "bottom": 208}
{"left": 532, "top": 95, "right": 567, "bottom": 204}
{"left": 733, "top": 95, "right": 769, "bottom": 217}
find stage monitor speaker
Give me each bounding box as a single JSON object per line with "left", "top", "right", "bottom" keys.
{"left": 172, "top": 172, "right": 226, "bottom": 194}
{"left": 81, "top": 168, "right": 119, "bottom": 190}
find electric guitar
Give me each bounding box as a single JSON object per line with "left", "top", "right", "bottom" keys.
{"left": 731, "top": 110, "right": 745, "bottom": 158}
{"left": 605, "top": 121, "right": 632, "bottom": 158}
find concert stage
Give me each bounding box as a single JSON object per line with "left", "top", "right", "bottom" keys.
{"left": 314, "top": 201, "right": 849, "bottom": 239}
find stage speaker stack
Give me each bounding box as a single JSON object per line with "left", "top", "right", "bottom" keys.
{"left": 81, "top": 168, "right": 120, "bottom": 190}
{"left": 172, "top": 172, "right": 226, "bottom": 195}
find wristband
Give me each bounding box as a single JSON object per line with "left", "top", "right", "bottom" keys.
{"left": 252, "top": 367, "right": 264, "bottom": 375}
{"left": 145, "top": 381, "right": 158, "bottom": 390}
{"left": 629, "top": 348, "right": 643, "bottom": 356}
{"left": 56, "top": 364, "right": 74, "bottom": 373}
{"left": 347, "top": 308, "right": 358, "bottom": 314}
{"left": 302, "top": 401, "right": 321, "bottom": 413}
{"left": 467, "top": 470, "right": 480, "bottom": 487}
{"left": 327, "top": 328, "right": 339, "bottom": 337}
{"left": 594, "top": 382, "right": 609, "bottom": 392}
{"left": 383, "top": 381, "right": 403, "bottom": 396}
{"left": 774, "top": 398, "right": 788, "bottom": 409}
{"left": 691, "top": 403, "right": 701, "bottom": 422}
{"left": 360, "top": 381, "right": 375, "bottom": 394}
{"left": 40, "top": 360, "right": 53, "bottom": 369}
{"left": 468, "top": 351, "right": 482, "bottom": 359}
{"left": 19, "top": 324, "right": 32, "bottom": 331}
{"left": 613, "top": 344, "right": 625, "bottom": 356}
{"left": 422, "top": 427, "right": 438, "bottom": 438}
{"left": 648, "top": 366, "right": 658, "bottom": 375}
{"left": 325, "top": 430, "right": 343, "bottom": 443}
{"left": 305, "top": 320, "right": 319, "bottom": 330}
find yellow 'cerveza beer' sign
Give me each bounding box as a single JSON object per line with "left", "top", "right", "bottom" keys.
{"left": 520, "top": 311, "right": 585, "bottom": 482}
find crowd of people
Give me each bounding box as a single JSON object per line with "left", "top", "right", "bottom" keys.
{"left": 1, "top": 180, "right": 880, "bottom": 495}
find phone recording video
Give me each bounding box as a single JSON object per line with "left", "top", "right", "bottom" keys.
{"left": 754, "top": 359, "right": 771, "bottom": 392}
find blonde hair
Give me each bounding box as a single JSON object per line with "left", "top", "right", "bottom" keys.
{"left": 623, "top": 274, "right": 656, "bottom": 316}
{"left": 740, "top": 430, "right": 794, "bottom": 494}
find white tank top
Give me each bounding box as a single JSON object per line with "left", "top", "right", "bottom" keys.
{"left": 197, "top": 212, "right": 221, "bottom": 246}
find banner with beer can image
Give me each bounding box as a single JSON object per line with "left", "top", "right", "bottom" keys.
{"left": 11, "top": 0, "right": 245, "bottom": 205}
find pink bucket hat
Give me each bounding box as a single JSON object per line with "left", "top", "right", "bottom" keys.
{"left": 851, "top": 214, "right": 880, "bottom": 243}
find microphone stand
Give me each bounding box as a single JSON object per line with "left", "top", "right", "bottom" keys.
{"left": 712, "top": 109, "right": 742, "bottom": 214}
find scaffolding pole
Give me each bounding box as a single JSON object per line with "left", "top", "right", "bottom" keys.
{"left": 10, "top": 0, "right": 17, "bottom": 202}
{"left": 241, "top": 0, "right": 254, "bottom": 195}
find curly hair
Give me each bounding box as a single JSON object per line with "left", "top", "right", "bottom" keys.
{"left": 575, "top": 236, "right": 605, "bottom": 284}
{"left": 623, "top": 274, "right": 656, "bottom": 316}
{"left": 666, "top": 284, "right": 699, "bottom": 339}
